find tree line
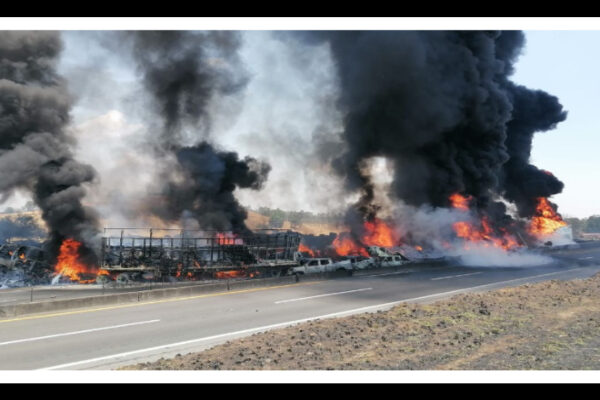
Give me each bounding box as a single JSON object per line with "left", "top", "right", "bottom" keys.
{"left": 252, "top": 207, "right": 344, "bottom": 228}
{"left": 565, "top": 216, "right": 600, "bottom": 235}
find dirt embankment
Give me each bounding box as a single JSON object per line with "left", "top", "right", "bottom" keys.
{"left": 124, "top": 274, "right": 600, "bottom": 370}
{"left": 244, "top": 210, "right": 345, "bottom": 235}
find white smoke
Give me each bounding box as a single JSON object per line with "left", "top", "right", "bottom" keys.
{"left": 68, "top": 110, "right": 165, "bottom": 228}
{"left": 214, "top": 31, "right": 350, "bottom": 213}
{"left": 387, "top": 200, "right": 553, "bottom": 267}
{"left": 446, "top": 244, "right": 553, "bottom": 267}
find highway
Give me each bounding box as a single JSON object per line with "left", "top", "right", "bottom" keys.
{"left": 1, "top": 243, "right": 599, "bottom": 370}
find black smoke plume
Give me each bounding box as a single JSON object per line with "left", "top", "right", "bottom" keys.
{"left": 501, "top": 83, "right": 566, "bottom": 218}
{"left": 299, "top": 31, "right": 566, "bottom": 231}
{"left": 0, "top": 32, "right": 99, "bottom": 262}
{"left": 153, "top": 143, "right": 270, "bottom": 232}
{"left": 125, "top": 31, "right": 247, "bottom": 149}
{"left": 126, "top": 31, "right": 269, "bottom": 231}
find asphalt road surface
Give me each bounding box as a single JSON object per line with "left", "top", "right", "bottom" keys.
{"left": 1, "top": 242, "right": 600, "bottom": 370}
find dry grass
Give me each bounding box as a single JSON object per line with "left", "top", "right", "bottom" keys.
{"left": 123, "top": 273, "right": 600, "bottom": 370}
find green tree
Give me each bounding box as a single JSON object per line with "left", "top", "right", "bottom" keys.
{"left": 584, "top": 215, "right": 600, "bottom": 233}
{"left": 269, "top": 209, "right": 286, "bottom": 228}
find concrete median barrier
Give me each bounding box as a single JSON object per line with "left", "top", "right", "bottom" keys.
{"left": 0, "top": 275, "right": 306, "bottom": 318}
{"left": 0, "top": 281, "right": 229, "bottom": 319}
{"left": 0, "top": 265, "right": 419, "bottom": 319}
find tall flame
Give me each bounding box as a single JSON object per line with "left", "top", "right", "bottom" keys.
{"left": 54, "top": 238, "right": 96, "bottom": 283}
{"left": 362, "top": 219, "right": 397, "bottom": 247}
{"left": 449, "top": 193, "right": 519, "bottom": 251}
{"left": 452, "top": 217, "right": 519, "bottom": 251}
{"left": 331, "top": 218, "right": 398, "bottom": 257}
{"left": 332, "top": 235, "right": 369, "bottom": 257}
{"left": 529, "top": 197, "right": 567, "bottom": 236}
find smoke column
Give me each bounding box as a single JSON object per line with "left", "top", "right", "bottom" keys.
{"left": 125, "top": 31, "right": 270, "bottom": 232}
{"left": 298, "top": 31, "right": 566, "bottom": 233}
{"left": 0, "top": 31, "right": 99, "bottom": 262}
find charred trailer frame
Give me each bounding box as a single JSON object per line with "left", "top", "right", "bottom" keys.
{"left": 100, "top": 228, "right": 302, "bottom": 279}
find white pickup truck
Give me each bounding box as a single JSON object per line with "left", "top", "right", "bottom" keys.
{"left": 334, "top": 255, "right": 374, "bottom": 270}
{"left": 367, "top": 246, "right": 410, "bottom": 267}
{"left": 290, "top": 246, "right": 411, "bottom": 275}
{"left": 290, "top": 257, "right": 354, "bottom": 275}
{"left": 378, "top": 255, "right": 409, "bottom": 268}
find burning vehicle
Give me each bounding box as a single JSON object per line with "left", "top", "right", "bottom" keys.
{"left": 0, "top": 243, "right": 52, "bottom": 288}
{"left": 367, "top": 246, "right": 410, "bottom": 268}
{"left": 336, "top": 255, "right": 374, "bottom": 270}
{"left": 290, "top": 258, "right": 337, "bottom": 275}
{"left": 291, "top": 243, "right": 412, "bottom": 275}
{"left": 290, "top": 256, "right": 368, "bottom": 275}
{"left": 100, "top": 228, "right": 301, "bottom": 280}
{"left": 0, "top": 31, "right": 579, "bottom": 287}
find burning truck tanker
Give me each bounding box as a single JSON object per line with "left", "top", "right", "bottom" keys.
{"left": 98, "top": 228, "right": 301, "bottom": 281}
{"left": 3, "top": 229, "right": 301, "bottom": 287}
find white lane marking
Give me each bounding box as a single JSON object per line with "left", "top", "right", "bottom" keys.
{"left": 274, "top": 288, "right": 373, "bottom": 304}
{"left": 0, "top": 320, "right": 160, "bottom": 347}
{"left": 431, "top": 272, "right": 482, "bottom": 281}
{"left": 359, "top": 271, "right": 413, "bottom": 278}
{"left": 40, "top": 267, "right": 589, "bottom": 370}
{"left": 579, "top": 257, "right": 593, "bottom": 260}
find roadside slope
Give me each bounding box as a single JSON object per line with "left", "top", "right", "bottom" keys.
{"left": 124, "top": 273, "right": 600, "bottom": 370}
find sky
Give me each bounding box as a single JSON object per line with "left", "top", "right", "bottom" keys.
{"left": 3, "top": 27, "right": 599, "bottom": 220}
{"left": 512, "top": 31, "right": 600, "bottom": 218}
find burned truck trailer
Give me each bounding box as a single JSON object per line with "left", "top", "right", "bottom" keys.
{"left": 100, "top": 228, "right": 302, "bottom": 279}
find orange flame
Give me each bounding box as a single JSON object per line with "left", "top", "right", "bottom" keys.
{"left": 449, "top": 193, "right": 519, "bottom": 251}
{"left": 529, "top": 197, "right": 567, "bottom": 236}
{"left": 215, "top": 233, "right": 239, "bottom": 245}
{"left": 18, "top": 253, "right": 25, "bottom": 260}
{"left": 54, "top": 238, "right": 97, "bottom": 283}
{"left": 362, "top": 218, "right": 398, "bottom": 247}
{"left": 332, "top": 235, "right": 369, "bottom": 257}
{"left": 332, "top": 218, "right": 398, "bottom": 257}
{"left": 415, "top": 245, "right": 423, "bottom": 252}
{"left": 215, "top": 270, "right": 246, "bottom": 279}
{"left": 298, "top": 243, "right": 315, "bottom": 257}
{"left": 453, "top": 217, "right": 519, "bottom": 251}
{"left": 449, "top": 193, "right": 472, "bottom": 211}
